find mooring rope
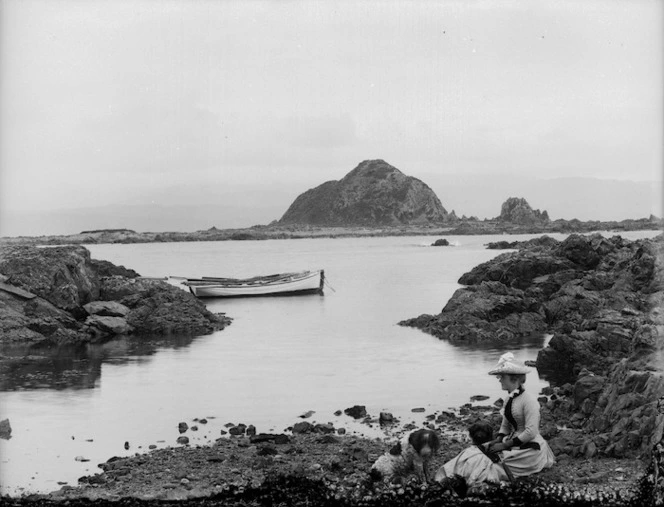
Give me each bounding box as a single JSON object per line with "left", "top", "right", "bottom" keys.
{"left": 324, "top": 278, "right": 337, "bottom": 293}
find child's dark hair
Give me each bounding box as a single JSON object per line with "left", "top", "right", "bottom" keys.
{"left": 468, "top": 421, "right": 494, "bottom": 445}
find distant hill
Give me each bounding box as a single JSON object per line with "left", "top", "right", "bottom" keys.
{"left": 278, "top": 159, "right": 452, "bottom": 226}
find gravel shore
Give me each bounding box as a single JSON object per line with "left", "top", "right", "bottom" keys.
{"left": 2, "top": 411, "right": 649, "bottom": 507}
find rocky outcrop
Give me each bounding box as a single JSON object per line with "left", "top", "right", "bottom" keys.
{"left": 278, "top": 160, "right": 451, "bottom": 226}
{"left": 497, "top": 197, "right": 550, "bottom": 225}
{"left": 0, "top": 245, "right": 231, "bottom": 346}
{"left": 400, "top": 233, "right": 664, "bottom": 460}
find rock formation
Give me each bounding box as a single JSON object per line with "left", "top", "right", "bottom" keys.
{"left": 278, "top": 160, "right": 451, "bottom": 226}
{"left": 498, "top": 197, "right": 550, "bottom": 225}
{"left": 400, "top": 233, "right": 664, "bottom": 461}
{"left": 0, "top": 245, "right": 231, "bottom": 346}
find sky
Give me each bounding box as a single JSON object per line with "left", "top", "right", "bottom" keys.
{"left": 0, "top": 0, "right": 662, "bottom": 236}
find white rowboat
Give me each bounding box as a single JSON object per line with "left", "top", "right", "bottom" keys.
{"left": 182, "top": 270, "right": 325, "bottom": 298}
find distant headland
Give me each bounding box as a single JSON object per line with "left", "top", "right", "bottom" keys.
{"left": 1, "top": 159, "right": 661, "bottom": 245}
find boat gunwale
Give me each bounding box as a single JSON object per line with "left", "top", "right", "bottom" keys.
{"left": 183, "top": 270, "right": 320, "bottom": 288}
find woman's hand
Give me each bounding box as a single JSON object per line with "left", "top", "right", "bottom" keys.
{"left": 487, "top": 439, "right": 512, "bottom": 452}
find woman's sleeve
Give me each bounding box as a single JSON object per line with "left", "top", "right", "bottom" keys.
{"left": 513, "top": 395, "right": 539, "bottom": 444}
{"left": 498, "top": 414, "right": 511, "bottom": 437}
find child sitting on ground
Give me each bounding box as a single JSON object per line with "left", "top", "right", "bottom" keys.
{"left": 434, "top": 420, "right": 512, "bottom": 495}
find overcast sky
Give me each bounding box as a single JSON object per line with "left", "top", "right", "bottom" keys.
{"left": 1, "top": 0, "right": 662, "bottom": 235}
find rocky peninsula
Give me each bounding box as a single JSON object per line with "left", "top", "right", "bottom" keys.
{"left": 1, "top": 232, "right": 663, "bottom": 506}
{"left": 0, "top": 245, "right": 231, "bottom": 348}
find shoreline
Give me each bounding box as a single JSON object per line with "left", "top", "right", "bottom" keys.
{"left": 0, "top": 220, "right": 661, "bottom": 247}
{"left": 2, "top": 402, "right": 649, "bottom": 505}
{"left": 1, "top": 232, "right": 662, "bottom": 505}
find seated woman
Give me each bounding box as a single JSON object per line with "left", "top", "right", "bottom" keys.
{"left": 435, "top": 352, "right": 555, "bottom": 491}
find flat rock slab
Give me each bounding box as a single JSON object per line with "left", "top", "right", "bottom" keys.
{"left": 85, "top": 315, "right": 132, "bottom": 335}
{"left": 83, "top": 300, "right": 130, "bottom": 317}
{"left": 0, "top": 282, "right": 36, "bottom": 300}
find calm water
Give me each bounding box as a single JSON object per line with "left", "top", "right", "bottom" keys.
{"left": 0, "top": 230, "right": 659, "bottom": 495}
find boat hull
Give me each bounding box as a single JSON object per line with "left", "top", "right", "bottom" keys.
{"left": 186, "top": 270, "right": 324, "bottom": 298}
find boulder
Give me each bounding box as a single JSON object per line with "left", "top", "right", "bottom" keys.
{"left": 432, "top": 239, "right": 450, "bottom": 247}
{"left": 292, "top": 422, "right": 313, "bottom": 434}
{"left": 343, "top": 406, "right": 367, "bottom": 419}
{"left": 0, "top": 419, "right": 11, "bottom": 439}
{"left": 85, "top": 315, "right": 133, "bottom": 336}
{"left": 102, "top": 277, "right": 229, "bottom": 336}
{"left": 0, "top": 245, "right": 100, "bottom": 315}
{"left": 83, "top": 301, "right": 130, "bottom": 317}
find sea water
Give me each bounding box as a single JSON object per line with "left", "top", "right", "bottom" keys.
{"left": 0, "top": 230, "right": 660, "bottom": 494}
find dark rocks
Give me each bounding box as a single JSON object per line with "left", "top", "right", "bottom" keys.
{"left": 178, "top": 422, "right": 188, "bottom": 434}
{"left": 83, "top": 301, "right": 130, "bottom": 317}
{"left": 0, "top": 418, "right": 12, "bottom": 439}
{"left": 85, "top": 315, "right": 133, "bottom": 336}
{"left": 292, "top": 422, "right": 313, "bottom": 434}
{"left": 257, "top": 446, "right": 278, "bottom": 456}
{"left": 402, "top": 232, "right": 664, "bottom": 462}
{"left": 229, "top": 424, "right": 247, "bottom": 436}
{"left": 343, "top": 405, "right": 367, "bottom": 419}
{"left": 250, "top": 433, "right": 290, "bottom": 445}
{"left": 379, "top": 412, "right": 395, "bottom": 425}
{"left": 497, "top": 197, "right": 550, "bottom": 225}
{"left": 0, "top": 245, "right": 100, "bottom": 314}
{"left": 0, "top": 245, "right": 231, "bottom": 346}
{"left": 400, "top": 281, "right": 547, "bottom": 344}
{"left": 176, "top": 436, "right": 189, "bottom": 445}
{"left": 313, "top": 423, "right": 336, "bottom": 434}
{"left": 431, "top": 238, "right": 450, "bottom": 246}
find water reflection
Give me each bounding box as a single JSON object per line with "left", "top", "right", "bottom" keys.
{"left": 0, "top": 334, "right": 199, "bottom": 391}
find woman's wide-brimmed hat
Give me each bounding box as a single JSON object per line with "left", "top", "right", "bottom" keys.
{"left": 488, "top": 352, "right": 532, "bottom": 375}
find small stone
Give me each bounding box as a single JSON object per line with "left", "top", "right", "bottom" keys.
{"left": 176, "top": 436, "right": 189, "bottom": 445}
{"left": 379, "top": 412, "right": 394, "bottom": 424}
{"left": 229, "top": 425, "right": 246, "bottom": 436}
{"left": 344, "top": 405, "right": 367, "bottom": 419}
{"left": 0, "top": 419, "right": 12, "bottom": 440}
{"left": 292, "top": 421, "right": 313, "bottom": 434}
{"left": 411, "top": 407, "right": 426, "bottom": 413}
{"left": 178, "top": 422, "right": 188, "bottom": 434}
